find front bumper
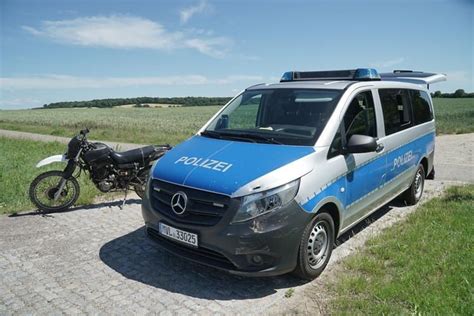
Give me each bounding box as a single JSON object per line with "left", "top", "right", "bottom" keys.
{"left": 141, "top": 194, "right": 311, "bottom": 277}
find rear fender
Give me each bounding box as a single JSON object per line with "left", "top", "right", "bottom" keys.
{"left": 36, "top": 154, "right": 67, "bottom": 168}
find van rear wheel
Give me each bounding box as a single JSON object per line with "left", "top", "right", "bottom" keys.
{"left": 293, "top": 212, "right": 334, "bottom": 280}
{"left": 403, "top": 164, "right": 425, "bottom": 205}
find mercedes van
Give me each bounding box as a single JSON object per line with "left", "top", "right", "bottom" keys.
{"left": 141, "top": 69, "right": 446, "bottom": 279}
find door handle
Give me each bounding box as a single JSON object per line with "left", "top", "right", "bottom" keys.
{"left": 376, "top": 143, "right": 385, "bottom": 153}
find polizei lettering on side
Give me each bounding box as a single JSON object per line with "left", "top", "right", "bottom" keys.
{"left": 174, "top": 156, "right": 233, "bottom": 172}
{"left": 392, "top": 150, "right": 413, "bottom": 171}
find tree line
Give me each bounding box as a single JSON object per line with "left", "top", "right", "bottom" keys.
{"left": 43, "top": 97, "right": 233, "bottom": 109}
{"left": 41, "top": 89, "right": 472, "bottom": 109}
{"left": 431, "top": 89, "right": 474, "bottom": 98}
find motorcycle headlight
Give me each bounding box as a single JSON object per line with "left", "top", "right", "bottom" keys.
{"left": 231, "top": 179, "right": 300, "bottom": 223}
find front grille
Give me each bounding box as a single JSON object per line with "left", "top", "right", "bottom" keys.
{"left": 150, "top": 180, "right": 231, "bottom": 226}
{"left": 147, "top": 227, "right": 236, "bottom": 270}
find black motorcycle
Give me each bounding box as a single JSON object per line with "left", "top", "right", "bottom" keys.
{"left": 29, "top": 129, "right": 170, "bottom": 212}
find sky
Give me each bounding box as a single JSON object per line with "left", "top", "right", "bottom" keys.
{"left": 0, "top": 0, "right": 472, "bottom": 109}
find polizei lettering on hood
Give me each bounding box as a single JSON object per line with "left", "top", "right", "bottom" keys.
{"left": 174, "top": 156, "right": 233, "bottom": 172}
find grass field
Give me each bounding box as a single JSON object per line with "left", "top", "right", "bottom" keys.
{"left": 433, "top": 98, "right": 474, "bottom": 134}
{"left": 0, "top": 137, "right": 103, "bottom": 214}
{"left": 0, "top": 106, "right": 221, "bottom": 145}
{"left": 0, "top": 98, "right": 471, "bottom": 145}
{"left": 330, "top": 185, "right": 474, "bottom": 315}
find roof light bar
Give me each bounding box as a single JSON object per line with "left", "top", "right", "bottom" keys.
{"left": 280, "top": 68, "right": 381, "bottom": 82}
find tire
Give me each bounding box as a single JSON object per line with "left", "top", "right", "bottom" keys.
{"left": 293, "top": 212, "right": 335, "bottom": 280}
{"left": 133, "top": 168, "right": 150, "bottom": 199}
{"left": 29, "top": 170, "right": 80, "bottom": 212}
{"left": 134, "top": 184, "right": 145, "bottom": 199}
{"left": 402, "top": 164, "right": 425, "bottom": 205}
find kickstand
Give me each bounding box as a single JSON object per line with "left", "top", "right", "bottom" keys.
{"left": 120, "top": 189, "right": 128, "bottom": 210}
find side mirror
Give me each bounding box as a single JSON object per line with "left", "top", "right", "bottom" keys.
{"left": 345, "top": 134, "right": 377, "bottom": 154}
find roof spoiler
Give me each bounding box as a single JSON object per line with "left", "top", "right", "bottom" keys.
{"left": 380, "top": 70, "right": 447, "bottom": 89}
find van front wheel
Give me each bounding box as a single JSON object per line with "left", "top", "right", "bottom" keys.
{"left": 403, "top": 164, "right": 425, "bottom": 205}
{"left": 293, "top": 212, "right": 335, "bottom": 280}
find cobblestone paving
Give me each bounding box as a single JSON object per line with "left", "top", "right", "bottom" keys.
{"left": 0, "top": 198, "right": 304, "bottom": 315}
{"left": 0, "top": 181, "right": 453, "bottom": 315}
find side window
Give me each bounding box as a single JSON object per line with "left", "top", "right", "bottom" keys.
{"left": 328, "top": 91, "right": 377, "bottom": 158}
{"left": 344, "top": 91, "right": 377, "bottom": 139}
{"left": 410, "top": 90, "right": 433, "bottom": 125}
{"left": 379, "top": 89, "right": 412, "bottom": 135}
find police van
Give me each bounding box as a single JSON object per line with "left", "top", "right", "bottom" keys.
{"left": 142, "top": 68, "right": 446, "bottom": 279}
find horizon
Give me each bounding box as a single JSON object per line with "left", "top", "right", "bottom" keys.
{"left": 1, "top": 0, "right": 473, "bottom": 109}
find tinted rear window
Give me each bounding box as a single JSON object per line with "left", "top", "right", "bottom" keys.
{"left": 411, "top": 90, "right": 433, "bottom": 124}
{"left": 379, "top": 89, "right": 413, "bottom": 135}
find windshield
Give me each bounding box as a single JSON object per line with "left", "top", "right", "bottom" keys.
{"left": 203, "top": 88, "right": 342, "bottom": 146}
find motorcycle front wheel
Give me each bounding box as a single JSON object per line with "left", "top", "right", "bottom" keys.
{"left": 29, "top": 170, "right": 80, "bottom": 212}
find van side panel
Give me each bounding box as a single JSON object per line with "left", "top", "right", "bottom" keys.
{"left": 298, "top": 130, "right": 434, "bottom": 230}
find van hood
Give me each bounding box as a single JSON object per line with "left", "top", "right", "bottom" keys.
{"left": 152, "top": 135, "right": 315, "bottom": 196}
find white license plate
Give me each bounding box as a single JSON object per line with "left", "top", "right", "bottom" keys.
{"left": 159, "top": 223, "right": 198, "bottom": 247}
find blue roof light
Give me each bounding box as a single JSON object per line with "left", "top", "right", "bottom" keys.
{"left": 280, "top": 71, "right": 294, "bottom": 82}
{"left": 354, "top": 68, "right": 380, "bottom": 81}
{"left": 279, "top": 68, "right": 381, "bottom": 82}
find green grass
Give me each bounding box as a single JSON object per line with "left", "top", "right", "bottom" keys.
{"left": 330, "top": 185, "right": 474, "bottom": 315}
{"left": 0, "top": 106, "right": 221, "bottom": 145}
{"left": 0, "top": 137, "right": 103, "bottom": 214}
{"left": 0, "top": 100, "right": 471, "bottom": 145}
{"left": 433, "top": 98, "right": 474, "bottom": 134}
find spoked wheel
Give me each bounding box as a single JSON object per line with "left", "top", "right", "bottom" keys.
{"left": 133, "top": 168, "right": 150, "bottom": 199}
{"left": 133, "top": 183, "right": 146, "bottom": 199}
{"left": 293, "top": 212, "right": 335, "bottom": 280}
{"left": 29, "top": 170, "right": 80, "bottom": 212}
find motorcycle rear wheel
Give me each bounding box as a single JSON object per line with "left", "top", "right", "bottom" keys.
{"left": 133, "top": 168, "right": 151, "bottom": 199}
{"left": 29, "top": 170, "right": 80, "bottom": 212}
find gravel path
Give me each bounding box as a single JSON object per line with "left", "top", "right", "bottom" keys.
{"left": 0, "top": 130, "right": 472, "bottom": 315}
{"left": 0, "top": 129, "right": 148, "bottom": 151}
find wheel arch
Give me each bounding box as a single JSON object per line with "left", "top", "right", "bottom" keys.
{"left": 311, "top": 197, "right": 343, "bottom": 238}
{"left": 419, "top": 156, "right": 429, "bottom": 176}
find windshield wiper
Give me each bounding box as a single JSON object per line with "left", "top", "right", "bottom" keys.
{"left": 200, "top": 130, "right": 222, "bottom": 139}
{"left": 201, "top": 130, "right": 282, "bottom": 144}
{"left": 230, "top": 132, "right": 282, "bottom": 144}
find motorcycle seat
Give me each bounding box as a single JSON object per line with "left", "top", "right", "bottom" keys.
{"left": 110, "top": 146, "right": 156, "bottom": 164}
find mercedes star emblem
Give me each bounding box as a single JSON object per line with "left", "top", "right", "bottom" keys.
{"left": 171, "top": 191, "right": 188, "bottom": 215}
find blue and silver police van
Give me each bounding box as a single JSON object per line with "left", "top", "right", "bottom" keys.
{"left": 142, "top": 69, "right": 446, "bottom": 279}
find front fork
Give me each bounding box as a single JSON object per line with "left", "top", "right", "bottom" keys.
{"left": 54, "top": 158, "right": 78, "bottom": 201}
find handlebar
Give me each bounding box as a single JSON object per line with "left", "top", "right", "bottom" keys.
{"left": 80, "top": 128, "right": 90, "bottom": 136}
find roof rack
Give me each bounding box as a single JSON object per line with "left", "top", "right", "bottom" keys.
{"left": 380, "top": 70, "right": 447, "bottom": 88}
{"left": 280, "top": 68, "right": 381, "bottom": 82}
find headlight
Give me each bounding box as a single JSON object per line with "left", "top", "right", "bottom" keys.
{"left": 231, "top": 179, "right": 300, "bottom": 223}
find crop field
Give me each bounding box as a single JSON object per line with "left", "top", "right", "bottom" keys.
{"left": 0, "top": 98, "right": 471, "bottom": 144}
{"left": 0, "top": 106, "right": 221, "bottom": 145}
{"left": 0, "top": 137, "right": 104, "bottom": 214}
{"left": 431, "top": 98, "right": 473, "bottom": 134}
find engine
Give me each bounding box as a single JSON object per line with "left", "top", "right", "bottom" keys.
{"left": 89, "top": 163, "right": 116, "bottom": 192}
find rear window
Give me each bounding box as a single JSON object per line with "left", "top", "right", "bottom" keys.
{"left": 410, "top": 90, "right": 433, "bottom": 124}
{"left": 379, "top": 89, "right": 413, "bottom": 135}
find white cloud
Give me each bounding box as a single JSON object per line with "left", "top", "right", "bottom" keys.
{"left": 180, "top": 0, "right": 210, "bottom": 24}
{"left": 0, "top": 74, "right": 264, "bottom": 90}
{"left": 444, "top": 70, "right": 473, "bottom": 90}
{"left": 22, "top": 15, "right": 230, "bottom": 58}
{"left": 0, "top": 97, "right": 42, "bottom": 108}
{"left": 369, "top": 57, "right": 406, "bottom": 69}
